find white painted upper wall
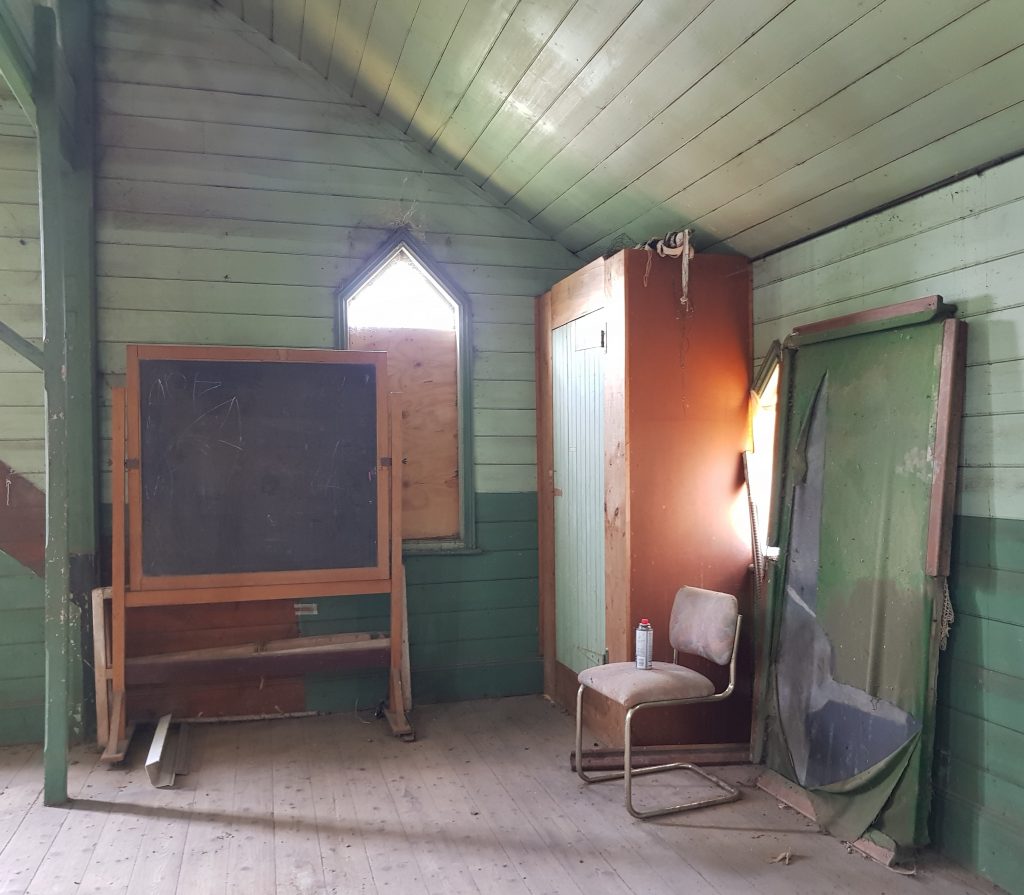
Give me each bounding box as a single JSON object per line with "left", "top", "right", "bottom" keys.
{"left": 93, "top": 0, "right": 582, "bottom": 498}
{"left": 753, "top": 153, "right": 1024, "bottom": 521}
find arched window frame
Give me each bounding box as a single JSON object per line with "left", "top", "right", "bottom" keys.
{"left": 335, "top": 231, "right": 476, "bottom": 553}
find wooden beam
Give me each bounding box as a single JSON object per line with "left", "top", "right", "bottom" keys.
{"left": 36, "top": 3, "right": 71, "bottom": 807}
{"left": 0, "top": 318, "right": 42, "bottom": 368}
{"left": 55, "top": 0, "right": 97, "bottom": 746}
{"left": 0, "top": 6, "right": 35, "bottom": 125}
{"left": 57, "top": 0, "right": 98, "bottom": 615}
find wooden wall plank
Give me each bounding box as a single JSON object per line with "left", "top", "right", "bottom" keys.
{"left": 541, "top": 0, "right": 892, "bottom": 240}
{"left": 271, "top": 0, "right": 305, "bottom": 56}
{"left": 324, "top": 0, "right": 375, "bottom": 96}
{"left": 298, "top": 0, "right": 342, "bottom": 77}
{"left": 378, "top": 0, "right": 468, "bottom": 133}
{"left": 482, "top": 0, "right": 708, "bottom": 204}
{"left": 404, "top": 0, "right": 515, "bottom": 144}
{"left": 508, "top": 0, "right": 791, "bottom": 225}
{"left": 455, "top": 0, "right": 635, "bottom": 184}
{"left": 429, "top": 0, "right": 573, "bottom": 164}
{"left": 728, "top": 100, "right": 1024, "bottom": 258}
{"left": 567, "top": 0, "right": 1006, "bottom": 255}
{"left": 99, "top": 83, "right": 377, "bottom": 134}
{"left": 350, "top": 0, "right": 419, "bottom": 114}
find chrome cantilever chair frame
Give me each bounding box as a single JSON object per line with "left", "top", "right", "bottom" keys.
{"left": 574, "top": 616, "right": 742, "bottom": 819}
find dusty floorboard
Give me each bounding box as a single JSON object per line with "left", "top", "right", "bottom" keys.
{"left": 0, "top": 696, "right": 1005, "bottom": 894}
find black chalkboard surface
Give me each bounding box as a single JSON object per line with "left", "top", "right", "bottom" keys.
{"left": 138, "top": 357, "right": 379, "bottom": 577}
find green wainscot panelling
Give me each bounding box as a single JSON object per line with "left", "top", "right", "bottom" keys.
{"left": 944, "top": 614, "right": 1024, "bottom": 681}
{"left": 936, "top": 704, "right": 1024, "bottom": 793}
{"left": 413, "top": 659, "right": 542, "bottom": 705}
{"left": 304, "top": 669, "right": 390, "bottom": 716}
{"left": 938, "top": 657, "right": 1024, "bottom": 737}
{"left": 953, "top": 515, "right": 1024, "bottom": 573}
{"left": 301, "top": 493, "right": 541, "bottom": 712}
{"left": 0, "top": 552, "right": 45, "bottom": 745}
{"left": 0, "top": 704, "right": 44, "bottom": 746}
{"left": 932, "top": 793, "right": 1024, "bottom": 895}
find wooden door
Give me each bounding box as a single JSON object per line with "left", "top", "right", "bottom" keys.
{"left": 551, "top": 310, "right": 606, "bottom": 674}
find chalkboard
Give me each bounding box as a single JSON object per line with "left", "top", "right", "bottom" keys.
{"left": 137, "top": 357, "right": 380, "bottom": 577}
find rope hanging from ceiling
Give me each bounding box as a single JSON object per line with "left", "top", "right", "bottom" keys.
{"left": 636, "top": 229, "right": 694, "bottom": 311}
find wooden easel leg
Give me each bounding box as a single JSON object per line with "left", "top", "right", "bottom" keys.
{"left": 103, "top": 386, "right": 131, "bottom": 761}
{"left": 385, "top": 392, "right": 414, "bottom": 741}
{"left": 385, "top": 551, "right": 414, "bottom": 741}
{"left": 100, "top": 689, "right": 134, "bottom": 764}
{"left": 91, "top": 588, "right": 110, "bottom": 749}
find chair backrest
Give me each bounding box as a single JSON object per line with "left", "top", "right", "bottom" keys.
{"left": 668, "top": 586, "right": 739, "bottom": 666}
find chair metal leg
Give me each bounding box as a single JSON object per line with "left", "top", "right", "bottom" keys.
{"left": 575, "top": 685, "right": 740, "bottom": 819}
{"left": 623, "top": 706, "right": 740, "bottom": 819}
{"left": 575, "top": 685, "right": 626, "bottom": 784}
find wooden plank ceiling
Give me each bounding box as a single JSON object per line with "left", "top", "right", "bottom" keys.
{"left": 218, "top": 1, "right": 1024, "bottom": 257}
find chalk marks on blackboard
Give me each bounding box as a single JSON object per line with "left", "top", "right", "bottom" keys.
{"left": 309, "top": 439, "right": 343, "bottom": 495}
{"left": 192, "top": 376, "right": 222, "bottom": 403}
{"left": 137, "top": 357, "right": 380, "bottom": 575}
{"left": 180, "top": 395, "right": 243, "bottom": 452}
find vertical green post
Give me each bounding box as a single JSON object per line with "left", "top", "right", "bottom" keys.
{"left": 36, "top": 4, "right": 71, "bottom": 807}
{"left": 58, "top": 0, "right": 99, "bottom": 743}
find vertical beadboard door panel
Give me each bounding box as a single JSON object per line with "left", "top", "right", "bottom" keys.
{"left": 552, "top": 312, "right": 605, "bottom": 674}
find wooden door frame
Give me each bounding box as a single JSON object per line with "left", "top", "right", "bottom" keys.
{"left": 536, "top": 255, "right": 629, "bottom": 699}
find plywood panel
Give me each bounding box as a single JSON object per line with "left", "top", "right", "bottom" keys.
{"left": 348, "top": 327, "right": 460, "bottom": 541}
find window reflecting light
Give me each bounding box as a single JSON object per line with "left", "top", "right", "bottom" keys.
{"left": 347, "top": 247, "right": 458, "bottom": 331}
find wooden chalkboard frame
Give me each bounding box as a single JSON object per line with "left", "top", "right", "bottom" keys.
{"left": 125, "top": 344, "right": 390, "bottom": 598}
{"left": 105, "top": 345, "right": 413, "bottom": 750}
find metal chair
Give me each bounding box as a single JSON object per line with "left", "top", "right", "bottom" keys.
{"left": 574, "top": 586, "right": 742, "bottom": 819}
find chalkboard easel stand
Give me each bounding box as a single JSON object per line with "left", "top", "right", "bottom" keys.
{"left": 102, "top": 347, "right": 414, "bottom": 756}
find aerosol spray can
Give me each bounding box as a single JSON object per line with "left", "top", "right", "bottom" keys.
{"left": 635, "top": 618, "right": 653, "bottom": 670}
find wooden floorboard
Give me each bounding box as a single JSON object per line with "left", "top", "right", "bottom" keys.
{"left": 0, "top": 697, "right": 1007, "bottom": 895}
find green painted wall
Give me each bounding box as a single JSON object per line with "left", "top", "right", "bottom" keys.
{"left": 0, "top": 89, "right": 43, "bottom": 745}
{"left": 0, "top": 551, "right": 44, "bottom": 744}
{"left": 753, "top": 155, "right": 1024, "bottom": 892}
{"left": 301, "top": 493, "right": 540, "bottom": 712}
{"left": 88, "top": 0, "right": 580, "bottom": 711}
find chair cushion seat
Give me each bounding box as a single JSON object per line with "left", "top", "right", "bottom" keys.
{"left": 578, "top": 662, "right": 715, "bottom": 709}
